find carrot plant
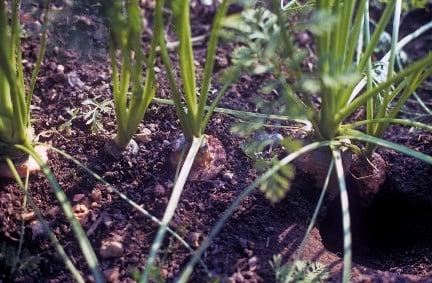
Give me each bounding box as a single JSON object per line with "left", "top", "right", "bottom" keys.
{"left": 102, "top": 0, "right": 163, "bottom": 152}
{"left": 139, "top": 0, "right": 236, "bottom": 281}
{"left": 0, "top": 1, "right": 104, "bottom": 281}
{"left": 157, "top": 0, "right": 237, "bottom": 142}
{"left": 176, "top": 0, "right": 432, "bottom": 282}
{"left": 0, "top": 0, "right": 47, "bottom": 158}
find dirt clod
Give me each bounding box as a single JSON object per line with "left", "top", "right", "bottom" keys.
{"left": 31, "top": 220, "right": 44, "bottom": 239}
{"left": 19, "top": 212, "right": 36, "bottom": 222}
{"left": 100, "top": 240, "right": 124, "bottom": 259}
{"left": 73, "top": 204, "right": 90, "bottom": 225}
{"left": 73, "top": 194, "right": 86, "bottom": 202}
{"left": 135, "top": 128, "right": 152, "bottom": 143}
{"left": 153, "top": 183, "right": 166, "bottom": 197}
{"left": 103, "top": 267, "right": 120, "bottom": 282}
{"left": 187, "top": 232, "right": 202, "bottom": 248}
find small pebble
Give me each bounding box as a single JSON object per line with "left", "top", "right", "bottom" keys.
{"left": 31, "top": 220, "right": 44, "bottom": 239}
{"left": 239, "top": 237, "right": 248, "bottom": 249}
{"left": 187, "top": 232, "right": 201, "bottom": 248}
{"left": 153, "top": 183, "right": 166, "bottom": 197}
{"left": 48, "top": 206, "right": 60, "bottom": 218}
{"left": 222, "top": 171, "right": 234, "bottom": 181}
{"left": 232, "top": 272, "right": 244, "bottom": 283}
{"left": 56, "top": 64, "right": 65, "bottom": 74}
{"left": 20, "top": 212, "right": 36, "bottom": 222}
{"left": 91, "top": 188, "right": 102, "bottom": 203}
{"left": 103, "top": 267, "right": 120, "bottom": 282}
{"left": 135, "top": 128, "right": 152, "bottom": 142}
{"left": 73, "top": 194, "right": 86, "bottom": 202}
{"left": 73, "top": 204, "right": 89, "bottom": 225}
{"left": 248, "top": 256, "right": 258, "bottom": 271}
{"left": 100, "top": 240, "right": 124, "bottom": 259}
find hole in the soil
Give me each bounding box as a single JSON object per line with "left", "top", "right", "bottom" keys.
{"left": 318, "top": 177, "right": 432, "bottom": 270}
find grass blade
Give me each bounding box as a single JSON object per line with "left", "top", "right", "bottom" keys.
{"left": 343, "top": 118, "right": 432, "bottom": 132}
{"left": 5, "top": 158, "right": 85, "bottom": 283}
{"left": 14, "top": 145, "right": 105, "bottom": 283}
{"left": 338, "top": 130, "right": 432, "bottom": 165}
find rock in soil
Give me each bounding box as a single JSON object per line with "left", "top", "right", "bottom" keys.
{"left": 135, "top": 128, "right": 152, "bottom": 142}
{"left": 19, "top": 212, "right": 36, "bottom": 222}
{"left": 100, "top": 240, "right": 124, "bottom": 259}
{"left": 153, "top": 183, "right": 166, "bottom": 197}
{"left": 104, "top": 137, "right": 139, "bottom": 159}
{"left": 73, "top": 193, "right": 86, "bottom": 202}
{"left": 73, "top": 204, "right": 90, "bottom": 225}
{"left": 169, "top": 134, "right": 226, "bottom": 181}
{"left": 103, "top": 267, "right": 120, "bottom": 282}
{"left": 31, "top": 220, "right": 45, "bottom": 239}
{"left": 187, "top": 232, "right": 202, "bottom": 248}
{"left": 91, "top": 187, "right": 102, "bottom": 203}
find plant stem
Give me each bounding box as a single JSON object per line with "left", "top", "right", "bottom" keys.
{"left": 140, "top": 136, "right": 203, "bottom": 283}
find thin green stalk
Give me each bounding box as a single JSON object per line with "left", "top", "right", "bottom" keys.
{"left": 349, "top": 20, "right": 432, "bottom": 103}
{"left": 109, "top": 43, "right": 127, "bottom": 140}
{"left": 6, "top": 159, "right": 85, "bottom": 283}
{"left": 11, "top": 0, "right": 23, "bottom": 87}
{"left": 201, "top": 78, "right": 235, "bottom": 131}
{"left": 367, "top": 66, "right": 432, "bottom": 149}
{"left": 125, "top": 0, "right": 162, "bottom": 137}
{"left": 48, "top": 145, "right": 211, "bottom": 275}
{"left": 336, "top": 54, "right": 432, "bottom": 123}
{"left": 105, "top": 0, "right": 162, "bottom": 149}
{"left": 339, "top": 129, "right": 432, "bottom": 164}
{"left": 331, "top": 150, "right": 351, "bottom": 283}
{"left": 14, "top": 145, "right": 105, "bottom": 283}
{"left": 372, "top": 0, "right": 402, "bottom": 134}
{"left": 347, "top": 0, "right": 366, "bottom": 67}
{"left": 156, "top": 13, "right": 192, "bottom": 139}
{"left": 152, "top": 97, "right": 311, "bottom": 127}
{"left": 140, "top": 136, "right": 204, "bottom": 283}
{"left": 284, "top": 159, "right": 334, "bottom": 283}
{"left": 342, "top": 118, "right": 432, "bottom": 132}
{"left": 27, "top": 0, "right": 51, "bottom": 117}
{"left": 363, "top": 0, "right": 374, "bottom": 137}
{"left": 357, "top": 0, "right": 396, "bottom": 72}
{"left": 175, "top": 0, "right": 198, "bottom": 124}
{"left": 397, "top": 55, "right": 432, "bottom": 115}
{"left": 386, "top": 68, "right": 432, "bottom": 120}
{"left": 159, "top": 0, "right": 234, "bottom": 140}
{"left": 196, "top": 0, "right": 230, "bottom": 130}
{"left": 12, "top": 168, "right": 29, "bottom": 274}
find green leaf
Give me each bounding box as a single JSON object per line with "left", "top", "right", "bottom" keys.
{"left": 339, "top": 129, "right": 432, "bottom": 165}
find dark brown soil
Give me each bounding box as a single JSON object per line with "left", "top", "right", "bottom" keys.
{"left": 1, "top": 2, "right": 431, "bottom": 283}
